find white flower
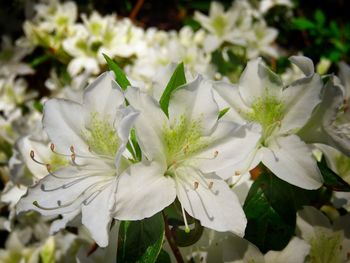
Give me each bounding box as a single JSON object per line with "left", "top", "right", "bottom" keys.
{"left": 194, "top": 1, "right": 251, "bottom": 52}
{"left": 118, "top": 75, "right": 261, "bottom": 235}
{"left": 17, "top": 72, "right": 139, "bottom": 247}
{"left": 297, "top": 206, "right": 350, "bottom": 263}
{"left": 214, "top": 56, "right": 323, "bottom": 189}
{"left": 298, "top": 75, "right": 350, "bottom": 157}
{"left": 245, "top": 21, "right": 278, "bottom": 59}
{"left": 180, "top": 228, "right": 310, "bottom": 263}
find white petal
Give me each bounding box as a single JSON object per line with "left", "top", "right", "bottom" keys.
{"left": 43, "top": 99, "right": 88, "bottom": 155}
{"left": 213, "top": 81, "right": 251, "bottom": 123}
{"left": 280, "top": 73, "right": 322, "bottom": 133}
{"left": 194, "top": 121, "right": 261, "bottom": 177}
{"left": 289, "top": 56, "right": 314, "bottom": 77}
{"left": 297, "top": 206, "right": 331, "bottom": 241}
{"left": 339, "top": 61, "right": 350, "bottom": 99}
{"left": 125, "top": 87, "right": 168, "bottom": 164}
{"left": 264, "top": 237, "right": 310, "bottom": 263}
{"left": 176, "top": 168, "right": 247, "bottom": 236}
{"left": 17, "top": 136, "right": 51, "bottom": 178}
{"left": 16, "top": 165, "right": 112, "bottom": 217}
{"left": 222, "top": 234, "right": 264, "bottom": 263}
{"left": 83, "top": 71, "right": 125, "bottom": 118}
{"left": 82, "top": 180, "right": 117, "bottom": 247}
{"left": 203, "top": 35, "right": 222, "bottom": 52}
{"left": 113, "top": 162, "right": 176, "bottom": 220}
{"left": 169, "top": 75, "right": 219, "bottom": 136}
{"left": 262, "top": 135, "right": 323, "bottom": 189}
{"left": 114, "top": 106, "right": 139, "bottom": 167}
{"left": 50, "top": 209, "right": 80, "bottom": 234}
{"left": 239, "top": 58, "right": 282, "bottom": 106}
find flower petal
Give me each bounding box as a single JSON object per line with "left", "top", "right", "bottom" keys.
{"left": 82, "top": 179, "right": 117, "bottom": 247}
{"left": 125, "top": 87, "right": 168, "bottom": 164}
{"left": 113, "top": 162, "right": 176, "bottom": 220}
{"left": 239, "top": 58, "right": 283, "bottom": 106}
{"left": 83, "top": 71, "right": 125, "bottom": 118}
{"left": 194, "top": 121, "right": 261, "bottom": 177}
{"left": 16, "top": 165, "right": 112, "bottom": 217}
{"left": 262, "top": 135, "right": 323, "bottom": 189}
{"left": 176, "top": 168, "right": 247, "bottom": 236}
{"left": 213, "top": 81, "right": 251, "bottom": 124}
{"left": 43, "top": 99, "right": 88, "bottom": 155}
{"left": 264, "top": 237, "right": 311, "bottom": 263}
{"left": 280, "top": 72, "right": 322, "bottom": 133}
{"left": 168, "top": 75, "right": 219, "bottom": 136}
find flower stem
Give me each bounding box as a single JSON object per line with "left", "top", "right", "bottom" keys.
{"left": 162, "top": 212, "right": 185, "bottom": 263}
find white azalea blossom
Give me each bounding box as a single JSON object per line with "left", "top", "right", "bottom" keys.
{"left": 214, "top": 56, "right": 323, "bottom": 189}
{"left": 120, "top": 75, "right": 261, "bottom": 235}
{"left": 299, "top": 75, "right": 350, "bottom": 157}
{"left": 180, "top": 228, "right": 310, "bottom": 263}
{"left": 16, "top": 72, "right": 139, "bottom": 247}
{"left": 194, "top": 1, "right": 251, "bottom": 52}
{"left": 297, "top": 206, "right": 350, "bottom": 263}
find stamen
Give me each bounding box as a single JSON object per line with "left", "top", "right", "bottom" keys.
{"left": 194, "top": 181, "right": 199, "bottom": 190}
{"left": 181, "top": 202, "right": 190, "bottom": 233}
{"left": 30, "top": 150, "right": 49, "bottom": 166}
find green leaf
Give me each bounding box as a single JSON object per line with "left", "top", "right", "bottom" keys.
{"left": 159, "top": 62, "right": 186, "bottom": 116}
{"left": 33, "top": 101, "right": 44, "bottom": 113}
{"left": 292, "top": 18, "right": 315, "bottom": 30}
{"left": 243, "top": 168, "right": 320, "bottom": 252}
{"left": 218, "top": 107, "right": 229, "bottom": 119}
{"left": 117, "top": 213, "right": 165, "bottom": 263}
{"left": 314, "top": 10, "right": 325, "bottom": 27}
{"left": 126, "top": 129, "right": 142, "bottom": 162}
{"left": 103, "top": 53, "right": 130, "bottom": 90}
{"left": 318, "top": 157, "right": 350, "bottom": 192}
{"left": 155, "top": 250, "right": 171, "bottom": 263}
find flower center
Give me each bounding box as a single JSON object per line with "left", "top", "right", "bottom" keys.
{"left": 47, "top": 153, "right": 68, "bottom": 171}
{"left": 82, "top": 112, "right": 120, "bottom": 157}
{"left": 211, "top": 15, "right": 227, "bottom": 37}
{"left": 244, "top": 95, "right": 284, "bottom": 141}
{"left": 308, "top": 228, "right": 343, "bottom": 263}
{"left": 163, "top": 115, "right": 208, "bottom": 171}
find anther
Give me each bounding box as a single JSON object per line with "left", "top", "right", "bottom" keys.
{"left": 30, "top": 150, "right": 35, "bottom": 159}
{"left": 214, "top": 151, "right": 218, "bottom": 158}
{"left": 194, "top": 181, "right": 199, "bottom": 190}
{"left": 234, "top": 171, "right": 241, "bottom": 176}
{"left": 208, "top": 181, "right": 214, "bottom": 189}
{"left": 71, "top": 153, "right": 76, "bottom": 162}
{"left": 46, "top": 164, "right": 52, "bottom": 172}
{"left": 50, "top": 143, "right": 55, "bottom": 152}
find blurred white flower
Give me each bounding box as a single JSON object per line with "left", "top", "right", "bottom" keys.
{"left": 297, "top": 206, "right": 350, "bottom": 263}
{"left": 214, "top": 56, "right": 323, "bottom": 189}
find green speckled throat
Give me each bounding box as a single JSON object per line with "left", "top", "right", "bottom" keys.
{"left": 82, "top": 112, "right": 120, "bottom": 156}
{"left": 163, "top": 115, "right": 209, "bottom": 169}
